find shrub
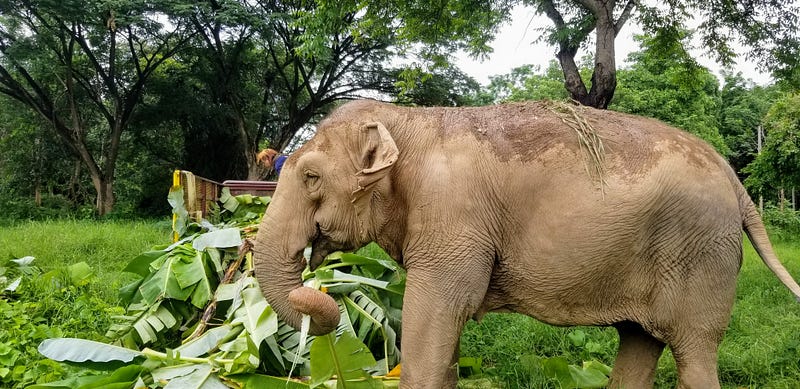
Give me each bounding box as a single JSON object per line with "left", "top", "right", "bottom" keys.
{"left": 762, "top": 202, "right": 800, "bottom": 241}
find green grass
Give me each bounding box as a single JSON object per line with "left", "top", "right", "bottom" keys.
{"left": 1, "top": 219, "right": 171, "bottom": 302}
{"left": 459, "top": 239, "right": 800, "bottom": 388}
{"left": 0, "top": 219, "right": 171, "bottom": 388}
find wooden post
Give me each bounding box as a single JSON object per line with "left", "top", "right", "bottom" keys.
{"left": 757, "top": 125, "right": 764, "bottom": 213}
{"left": 780, "top": 188, "right": 785, "bottom": 211}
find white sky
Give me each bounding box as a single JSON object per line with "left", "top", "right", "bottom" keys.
{"left": 454, "top": 5, "right": 772, "bottom": 86}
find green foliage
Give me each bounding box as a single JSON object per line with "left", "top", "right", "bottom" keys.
{"left": 392, "top": 0, "right": 512, "bottom": 59}
{"left": 1, "top": 256, "right": 40, "bottom": 293}
{"left": 534, "top": 357, "right": 610, "bottom": 389}
{"left": 718, "top": 238, "right": 800, "bottom": 387}
{"left": 309, "top": 332, "right": 381, "bottom": 388}
{"left": 760, "top": 203, "right": 800, "bottom": 242}
{"left": 0, "top": 298, "right": 68, "bottom": 388}
{"left": 0, "top": 0, "right": 195, "bottom": 215}
{"left": 521, "top": 0, "right": 800, "bottom": 105}
{"left": 482, "top": 62, "right": 572, "bottom": 103}
{"left": 460, "top": 315, "right": 616, "bottom": 388}
{"left": 744, "top": 94, "right": 800, "bottom": 195}
{"left": 717, "top": 73, "right": 781, "bottom": 177}
{"left": 392, "top": 66, "right": 485, "bottom": 107}
{"left": 0, "top": 257, "right": 118, "bottom": 388}
{"left": 0, "top": 98, "right": 89, "bottom": 215}
{"left": 611, "top": 32, "right": 728, "bottom": 154}
{"left": 635, "top": 1, "right": 800, "bottom": 87}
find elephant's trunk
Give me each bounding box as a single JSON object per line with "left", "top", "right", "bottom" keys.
{"left": 253, "top": 208, "right": 340, "bottom": 336}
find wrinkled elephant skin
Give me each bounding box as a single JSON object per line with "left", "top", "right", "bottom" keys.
{"left": 253, "top": 100, "right": 800, "bottom": 389}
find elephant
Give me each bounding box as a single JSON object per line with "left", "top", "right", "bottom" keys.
{"left": 252, "top": 99, "right": 800, "bottom": 388}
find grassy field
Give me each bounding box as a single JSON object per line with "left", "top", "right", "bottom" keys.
{"left": 0, "top": 219, "right": 172, "bottom": 302}
{"left": 1, "top": 220, "right": 799, "bottom": 388}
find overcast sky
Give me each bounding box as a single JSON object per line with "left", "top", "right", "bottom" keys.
{"left": 454, "top": 5, "right": 771, "bottom": 86}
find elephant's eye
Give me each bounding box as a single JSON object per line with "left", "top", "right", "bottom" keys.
{"left": 303, "top": 170, "right": 321, "bottom": 191}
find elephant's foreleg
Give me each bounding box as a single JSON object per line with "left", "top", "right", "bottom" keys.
{"left": 608, "top": 321, "right": 665, "bottom": 389}
{"left": 399, "top": 264, "right": 491, "bottom": 388}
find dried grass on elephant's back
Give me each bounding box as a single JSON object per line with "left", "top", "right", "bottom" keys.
{"left": 546, "top": 101, "right": 607, "bottom": 189}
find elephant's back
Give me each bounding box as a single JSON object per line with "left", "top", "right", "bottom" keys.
{"left": 581, "top": 107, "right": 728, "bottom": 179}
{"left": 427, "top": 102, "right": 724, "bottom": 176}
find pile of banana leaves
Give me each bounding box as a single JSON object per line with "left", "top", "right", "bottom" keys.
{"left": 35, "top": 186, "right": 405, "bottom": 389}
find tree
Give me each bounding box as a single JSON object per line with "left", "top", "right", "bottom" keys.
{"left": 481, "top": 61, "right": 573, "bottom": 103}
{"left": 744, "top": 94, "right": 800, "bottom": 201}
{"left": 718, "top": 72, "right": 781, "bottom": 178}
{"left": 0, "top": 0, "right": 194, "bottom": 215}
{"left": 254, "top": 0, "right": 395, "bottom": 172}
{"left": 0, "top": 96, "right": 88, "bottom": 209}
{"left": 527, "top": 0, "right": 637, "bottom": 108}
{"left": 154, "top": 0, "right": 400, "bottom": 180}
{"left": 611, "top": 32, "right": 727, "bottom": 153}
{"left": 520, "top": 0, "right": 800, "bottom": 108}
{"left": 390, "top": 65, "right": 486, "bottom": 107}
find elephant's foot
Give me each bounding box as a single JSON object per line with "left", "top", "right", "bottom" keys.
{"left": 608, "top": 322, "right": 665, "bottom": 389}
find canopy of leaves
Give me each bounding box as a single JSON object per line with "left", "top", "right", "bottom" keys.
{"left": 523, "top": 0, "right": 800, "bottom": 105}
{"left": 390, "top": 65, "right": 486, "bottom": 107}
{"left": 644, "top": 0, "right": 800, "bottom": 88}
{"left": 0, "top": 0, "right": 195, "bottom": 215}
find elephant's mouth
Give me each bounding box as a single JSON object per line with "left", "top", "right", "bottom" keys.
{"left": 309, "top": 224, "right": 354, "bottom": 270}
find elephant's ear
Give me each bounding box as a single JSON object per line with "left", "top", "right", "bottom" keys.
{"left": 352, "top": 122, "right": 398, "bottom": 193}
{"left": 350, "top": 122, "right": 398, "bottom": 237}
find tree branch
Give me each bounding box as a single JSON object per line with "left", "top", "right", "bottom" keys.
{"left": 614, "top": 0, "right": 639, "bottom": 36}
{"left": 574, "top": 0, "right": 599, "bottom": 15}
{"left": 538, "top": 0, "right": 567, "bottom": 30}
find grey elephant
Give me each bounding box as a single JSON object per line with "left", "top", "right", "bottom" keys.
{"left": 253, "top": 100, "right": 800, "bottom": 389}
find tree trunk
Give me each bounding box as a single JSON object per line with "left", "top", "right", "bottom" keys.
{"left": 556, "top": 47, "right": 589, "bottom": 103}
{"left": 91, "top": 174, "right": 115, "bottom": 217}
{"left": 584, "top": 5, "right": 617, "bottom": 109}
{"left": 541, "top": 0, "right": 630, "bottom": 109}
{"left": 236, "top": 114, "right": 263, "bottom": 181}
{"left": 69, "top": 160, "right": 81, "bottom": 203}
{"left": 34, "top": 181, "right": 42, "bottom": 207}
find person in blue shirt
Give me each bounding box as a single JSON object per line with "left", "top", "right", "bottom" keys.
{"left": 257, "top": 148, "right": 289, "bottom": 177}
{"left": 273, "top": 154, "right": 288, "bottom": 175}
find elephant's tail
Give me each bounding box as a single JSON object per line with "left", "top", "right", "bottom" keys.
{"left": 738, "top": 185, "right": 800, "bottom": 302}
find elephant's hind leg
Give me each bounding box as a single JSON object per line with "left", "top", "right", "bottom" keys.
{"left": 667, "top": 237, "right": 739, "bottom": 389}
{"left": 608, "top": 321, "right": 665, "bottom": 389}
{"left": 669, "top": 328, "right": 724, "bottom": 389}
